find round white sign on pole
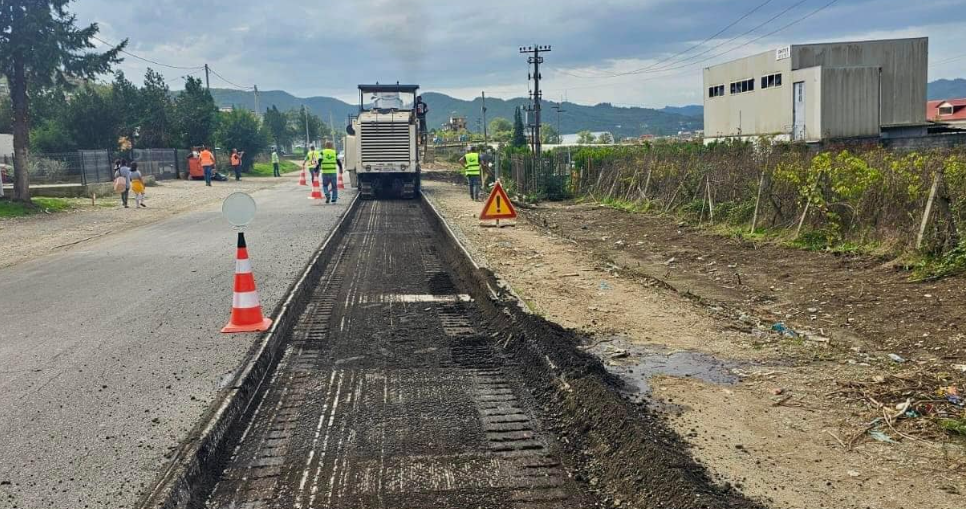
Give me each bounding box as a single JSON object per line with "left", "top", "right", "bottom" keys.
{"left": 222, "top": 192, "right": 257, "bottom": 228}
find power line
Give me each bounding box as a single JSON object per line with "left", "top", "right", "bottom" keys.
{"left": 207, "top": 66, "right": 254, "bottom": 91}
{"left": 554, "top": 0, "right": 778, "bottom": 80}
{"left": 91, "top": 35, "right": 204, "bottom": 71}
{"left": 547, "top": 0, "right": 839, "bottom": 93}
{"left": 930, "top": 54, "right": 966, "bottom": 68}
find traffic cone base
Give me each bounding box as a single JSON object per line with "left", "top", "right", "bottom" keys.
{"left": 298, "top": 167, "right": 308, "bottom": 186}
{"left": 337, "top": 172, "right": 345, "bottom": 190}
{"left": 309, "top": 177, "right": 323, "bottom": 200}
{"left": 222, "top": 233, "right": 273, "bottom": 334}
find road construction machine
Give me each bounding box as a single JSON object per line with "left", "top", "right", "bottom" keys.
{"left": 344, "top": 84, "right": 421, "bottom": 199}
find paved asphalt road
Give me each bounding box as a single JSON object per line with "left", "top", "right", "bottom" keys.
{"left": 0, "top": 178, "right": 354, "bottom": 508}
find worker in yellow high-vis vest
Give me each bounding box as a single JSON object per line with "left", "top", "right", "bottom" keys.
{"left": 459, "top": 147, "right": 482, "bottom": 201}
{"left": 304, "top": 145, "right": 320, "bottom": 183}
{"left": 319, "top": 141, "right": 343, "bottom": 204}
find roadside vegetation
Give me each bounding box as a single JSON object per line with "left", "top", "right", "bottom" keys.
{"left": 249, "top": 160, "right": 300, "bottom": 177}
{"left": 500, "top": 141, "right": 966, "bottom": 280}
{"left": 0, "top": 196, "right": 90, "bottom": 218}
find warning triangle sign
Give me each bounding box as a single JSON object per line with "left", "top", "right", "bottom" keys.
{"left": 479, "top": 181, "right": 517, "bottom": 221}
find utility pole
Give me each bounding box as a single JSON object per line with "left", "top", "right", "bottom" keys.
{"left": 481, "top": 91, "right": 488, "bottom": 149}
{"left": 302, "top": 105, "right": 309, "bottom": 150}
{"left": 552, "top": 102, "right": 566, "bottom": 144}
{"left": 329, "top": 112, "right": 335, "bottom": 151}
{"left": 204, "top": 64, "right": 210, "bottom": 90}
{"left": 253, "top": 85, "right": 259, "bottom": 114}
{"left": 520, "top": 44, "right": 551, "bottom": 155}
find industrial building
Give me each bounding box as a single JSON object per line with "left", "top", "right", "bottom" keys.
{"left": 703, "top": 38, "right": 928, "bottom": 143}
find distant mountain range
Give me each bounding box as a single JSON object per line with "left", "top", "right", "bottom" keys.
{"left": 208, "top": 78, "right": 966, "bottom": 139}
{"left": 210, "top": 89, "right": 701, "bottom": 138}
{"left": 928, "top": 79, "right": 966, "bottom": 100}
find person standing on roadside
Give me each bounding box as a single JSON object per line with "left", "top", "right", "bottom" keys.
{"left": 319, "top": 141, "right": 342, "bottom": 204}
{"left": 129, "top": 162, "right": 147, "bottom": 208}
{"left": 271, "top": 148, "right": 281, "bottom": 177}
{"left": 304, "top": 145, "right": 319, "bottom": 184}
{"left": 199, "top": 145, "right": 216, "bottom": 186}
{"left": 114, "top": 159, "right": 132, "bottom": 208}
{"left": 230, "top": 149, "right": 243, "bottom": 181}
{"left": 459, "top": 146, "right": 482, "bottom": 201}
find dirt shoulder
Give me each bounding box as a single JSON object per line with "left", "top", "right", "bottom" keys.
{"left": 422, "top": 171, "right": 965, "bottom": 509}
{"left": 0, "top": 173, "right": 296, "bottom": 270}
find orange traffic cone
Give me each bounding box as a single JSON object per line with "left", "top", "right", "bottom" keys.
{"left": 298, "top": 166, "right": 307, "bottom": 186}
{"left": 308, "top": 176, "right": 323, "bottom": 201}
{"left": 222, "top": 232, "right": 273, "bottom": 333}
{"left": 337, "top": 172, "right": 345, "bottom": 190}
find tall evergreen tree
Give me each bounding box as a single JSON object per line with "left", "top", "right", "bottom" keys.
{"left": 0, "top": 0, "right": 124, "bottom": 202}
{"left": 512, "top": 106, "right": 526, "bottom": 148}
{"left": 137, "top": 68, "right": 171, "bottom": 148}
{"left": 173, "top": 76, "right": 217, "bottom": 147}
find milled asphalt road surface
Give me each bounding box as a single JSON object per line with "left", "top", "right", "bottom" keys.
{"left": 0, "top": 177, "right": 355, "bottom": 508}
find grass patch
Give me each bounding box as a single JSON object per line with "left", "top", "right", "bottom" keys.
{"left": 940, "top": 418, "right": 966, "bottom": 437}
{"left": 250, "top": 160, "right": 300, "bottom": 177}
{"left": 599, "top": 196, "right": 654, "bottom": 214}
{"left": 912, "top": 241, "right": 966, "bottom": 281}
{"left": 0, "top": 197, "right": 75, "bottom": 218}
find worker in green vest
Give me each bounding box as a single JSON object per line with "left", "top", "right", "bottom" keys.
{"left": 459, "top": 147, "right": 482, "bottom": 201}
{"left": 320, "top": 141, "right": 343, "bottom": 204}
{"left": 304, "top": 145, "right": 319, "bottom": 183}
{"left": 271, "top": 148, "right": 280, "bottom": 177}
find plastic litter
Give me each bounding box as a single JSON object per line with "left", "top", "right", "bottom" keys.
{"left": 771, "top": 322, "right": 798, "bottom": 338}
{"left": 887, "top": 353, "right": 906, "bottom": 363}
{"left": 598, "top": 281, "right": 613, "bottom": 291}
{"left": 868, "top": 429, "right": 898, "bottom": 444}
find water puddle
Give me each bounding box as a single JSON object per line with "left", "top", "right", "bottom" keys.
{"left": 585, "top": 335, "right": 745, "bottom": 404}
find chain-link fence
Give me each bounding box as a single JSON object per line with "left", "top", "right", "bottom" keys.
{"left": 1, "top": 148, "right": 193, "bottom": 186}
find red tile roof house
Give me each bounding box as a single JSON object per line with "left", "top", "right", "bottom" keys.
{"left": 927, "top": 98, "right": 966, "bottom": 127}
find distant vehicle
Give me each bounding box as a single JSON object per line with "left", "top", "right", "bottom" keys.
{"left": 343, "top": 84, "right": 420, "bottom": 199}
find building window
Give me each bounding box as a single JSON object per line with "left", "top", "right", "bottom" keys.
{"left": 761, "top": 73, "right": 783, "bottom": 89}
{"left": 730, "top": 78, "right": 755, "bottom": 94}
{"left": 939, "top": 106, "right": 954, "bottom": 115}
{"left": 708, "top": 84, "right": 725, "bottom": 98}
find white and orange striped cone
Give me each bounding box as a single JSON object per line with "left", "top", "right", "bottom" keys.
{"left": 308, "top": 176, "right": 323, "bottom": 201}
{"left": 222, "top": 232, "right": 273, "bottom": 333}
{"left": 298, "top": 166, "right": 308, "bottom": 186}
{"left": 337, "top": 172, "right": 345, "bottom": 190}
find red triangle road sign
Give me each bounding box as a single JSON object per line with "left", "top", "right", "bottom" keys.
{"left": 479, "top": 181, "right": 517, "bottom": 221}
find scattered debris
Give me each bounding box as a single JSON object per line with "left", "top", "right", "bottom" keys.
{"left": 887, "top": 353, "right": 906, "bottom": 363}
{"left": 868, "top": 429, "right": 898, "bottom": 444}
{"left": 771, "top": 322, "right": 798, "bottom": 338}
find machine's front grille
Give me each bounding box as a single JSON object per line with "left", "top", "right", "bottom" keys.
{"left": 361, "top": 122, "right": 411, "bottom": 164}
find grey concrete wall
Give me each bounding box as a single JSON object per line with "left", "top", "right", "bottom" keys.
{"left": 821, "top": 67, "right": 881, "bottom": 139}
{"left": 793, "top": 38, "right": 927, "bottom": 127}
{"left": 703, "top": 50, "right": 793, "bottom": 139}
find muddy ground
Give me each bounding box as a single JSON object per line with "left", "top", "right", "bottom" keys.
{"left": 422, "top": 170, "right": 965, "bottom": 509}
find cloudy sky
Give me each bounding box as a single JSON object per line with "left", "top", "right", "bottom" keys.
{"left": 75, "top": 0, "right": 966, "bottom": 107}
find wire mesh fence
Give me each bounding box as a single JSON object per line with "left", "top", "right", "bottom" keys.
{"left": 1, "top": 148, "right": 191, "bottom": 187}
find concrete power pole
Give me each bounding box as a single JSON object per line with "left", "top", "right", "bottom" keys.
{"left": 204, "top": 64, "right": 210, "bottom": 90}
{"left": 253, "top": 85, "right": 259, "bottom": 114}
{"left": 481, "top": 91, "right": 488, "bottom": 149}
{"left": 520, "top": 45, "right": 551, "bottom": 155}
{"left": 302, "top": 105, "right": 309, "bottom": 150}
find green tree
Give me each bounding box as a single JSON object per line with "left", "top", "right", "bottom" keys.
{"left": 137, "top": 68, "right": 172, "bottom": 147}
{"left": 576, "top": 130, "right": 595, "bottom": 144}
{"left": 30, "top": 118, "right": 75, "bottom": 152}
{"left": 489, "top": 117, "right": 512, "bottom": 135}
{"left": 0, "top": 0, "right": 124, "bottom": 202}
{"left": 216, "top": 108, "right": 269, "bottom": 171}
{"left": 110, "top": 71, "right": 140, "bottom": 147}
{"left": 540, "top": 124, "right": 561, "bottom": 144}
{"left": 511, "top": 106, "right": 526, "bottom": 148}
{"left": 63, "top": 85, "right": 117, "bottom": 149}
{"left": 0, "top": 95, "right": 11, "bottom": 133}
{"left": 263, "top": 105, "right": 291, "bottom": 149}
{"left": 290, "top": 107, "right": 326, "bottom": 148}
{"left": 597, "top": 132, "right": 614, "bottom": 144}
{"left": 173, "top": 76, "right": 217, "bottom": 148}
